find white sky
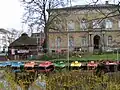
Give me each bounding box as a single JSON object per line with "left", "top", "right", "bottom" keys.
{"left": 0, "top": 0, "right": 119, "bottom": 32}
{"left": 0, "top": 0, "right": 24, "bottom": 31}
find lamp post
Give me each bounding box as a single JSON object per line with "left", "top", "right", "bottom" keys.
{"left": 117, "top": 48, "right": 119, "bottom": 61}
{"left": 115, "top": 48, "right": 119, "bottom": 61}
{"left": 79, "top": 47, "right": 82, "bottom": 58}
{"left": 67, "top": 32, "right": 70, "bottom": 70}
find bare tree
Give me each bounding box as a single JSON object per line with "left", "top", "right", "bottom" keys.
{"left": 7, "top": 28, "right": 24, "bottom": 44}
{"left": 21, "top": 0, "right": 69, "bottom": 52}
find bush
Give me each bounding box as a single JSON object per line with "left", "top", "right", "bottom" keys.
{"left": 45, "top": 71, "right": 120, "bottom": 90}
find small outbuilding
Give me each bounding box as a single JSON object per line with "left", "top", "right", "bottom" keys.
{"left": 8, "top": 33, "right": 37, "bottom": 60}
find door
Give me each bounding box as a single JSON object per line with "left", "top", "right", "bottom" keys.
{"left": 94, "top": 35, "right": 100, "bottom": 49}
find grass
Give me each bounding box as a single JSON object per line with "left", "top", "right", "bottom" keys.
{"left": 52, "top": 53, "right": 120, "bottom": 62}
{"left": 71, "top": 53, "right": 120, "bottom": 61}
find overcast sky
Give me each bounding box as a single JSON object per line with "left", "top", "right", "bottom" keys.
{"left": 0, "top": 0, "right": 24, "bottom": 31}
{"left": 0, "top": 0, "right": 119, "bottom": 32}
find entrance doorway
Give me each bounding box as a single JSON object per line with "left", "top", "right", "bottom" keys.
{"left": 94, "top": 35, "right": 100, "bottom": 49}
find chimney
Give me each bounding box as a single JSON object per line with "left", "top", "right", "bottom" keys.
{"left": 105, "top": 1, "right": 109, "bottom": 4}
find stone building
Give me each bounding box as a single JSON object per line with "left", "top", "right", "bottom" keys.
{"left": 48, "top": 2, "right": 120, "bottom": 53}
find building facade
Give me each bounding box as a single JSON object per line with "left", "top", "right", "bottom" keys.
{"left": 0, "top": 28, "right": 15, "bottom": 53}
{"left": 48, "top": 2, "right": 120, "bottom": 53}
{"left": 31, "top": 31, "right": 45, "bottom": 52}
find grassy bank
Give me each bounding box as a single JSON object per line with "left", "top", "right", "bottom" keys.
{"left": 71, "top": 53, "right": 120, "bottom": 61}
{"left": 52, "top": 53, "right": 120, "bottom": 62}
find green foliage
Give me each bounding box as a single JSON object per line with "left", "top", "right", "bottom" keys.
{"left": 70, "top": 53, "right": 120, "bottom": 61}
{"left": 37, "top": 52, "right": 120, "bottom": 61}
{"left": 44, "top": 71, "right": 120, "bottom": 90}
{"left": 0, "top": 82, "right": 4, "bottom": 89}
{"left": 2, "top": 69, "right": 120, "bottom": 90}
{"left": 4, "top": 72, "right": 18, "bottom": 90}
{"left": 39, "top": 53, "right": 67, "bottom": 60}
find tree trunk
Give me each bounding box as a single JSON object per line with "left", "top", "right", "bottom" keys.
{"left": 43, "top": 25, "right": 48, "bottom": 53}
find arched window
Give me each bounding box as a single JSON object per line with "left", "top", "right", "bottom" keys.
{"left": 69, "top": 36, "right": 74, "bottom": 48}
{"left": 56, "top": 37, "right": 61, "bottom": 48}
{"left": 108, "top": 36, "right": 112, "bottom": 44}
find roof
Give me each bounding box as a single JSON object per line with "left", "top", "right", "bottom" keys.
{"left": 0, "top": 28, "right": 11, "bottom": 34}
{"left": 48, "top": 4, "right": 119, "bottom": 11}
{"left": 9, "top": 33, "right": 37, "bottom": 47}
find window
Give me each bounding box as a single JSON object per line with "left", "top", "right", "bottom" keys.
{"left": 81, "top": 37, "right": 87, "bottom": 46}
{"left": 105, "top": 19, "right": 113, "bottom": 29}
{"left": 57, "top": 24, "right": 63, "bottom": 30}
{"left": 56, "top": 37, "right": 61, "bottom": 48}
{"left": 80, "top": 19, "right": 87, "bottom": 30}
{"left": 92, "top": 20, "right": 100, "bottom": 28}
{"left": 69, "top": 37, "right": 74, "bottom": 48}
{"left": 100, "top": 20, "right": 105, "bottom": 28}
{"left": 67, "top": 21, "right": 75, "bottom": 31}
{"left": 55, "top": 21, "right": 63, "bottom": 31}
{"left": 108, "top": 36, "right": 112, "bottom": 45}
{"left": 2, "top": 36, "right": 6, "bottom": 44}
{"left": 118, "top": 20, "right": 120, "bottom": 28}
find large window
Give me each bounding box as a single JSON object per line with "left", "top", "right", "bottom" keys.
{"left": 56, "top": 37, "right": 61, "bottom": 48}
{"left": 92, "top": 20, "right": 101, "bottom": 28}
{"left": 2, "top": 36, "right": 6, "bottom": 44}
{"left": 67, "top": 20, "right": 75, "bottom": 31}
{"left": 81, "top": 37, "right": 87, "bottom": 46}
{"left": 108, "top": 36, "right": 112, "bottom": 45}
{"left": 69, "top": 37, "right": 74, "bottom": 48}
{"left": 80, "top": 19, "right": 87, "bottom": 30}
{"left": 55, "top": 21, "right": 63, "bottom": 31}
{"left": 118, "top": 20, "right": 120, "bottom": 28}
{"left": 105, "top": 19, "right": 113, "bottom": 29}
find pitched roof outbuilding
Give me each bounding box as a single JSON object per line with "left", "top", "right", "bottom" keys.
{"left": 9, "top": 33, "right": 37, "bottom": 47}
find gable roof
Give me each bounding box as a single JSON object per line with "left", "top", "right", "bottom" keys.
{"left": 9, "top": 33, "right": 37, "bottom": 47}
